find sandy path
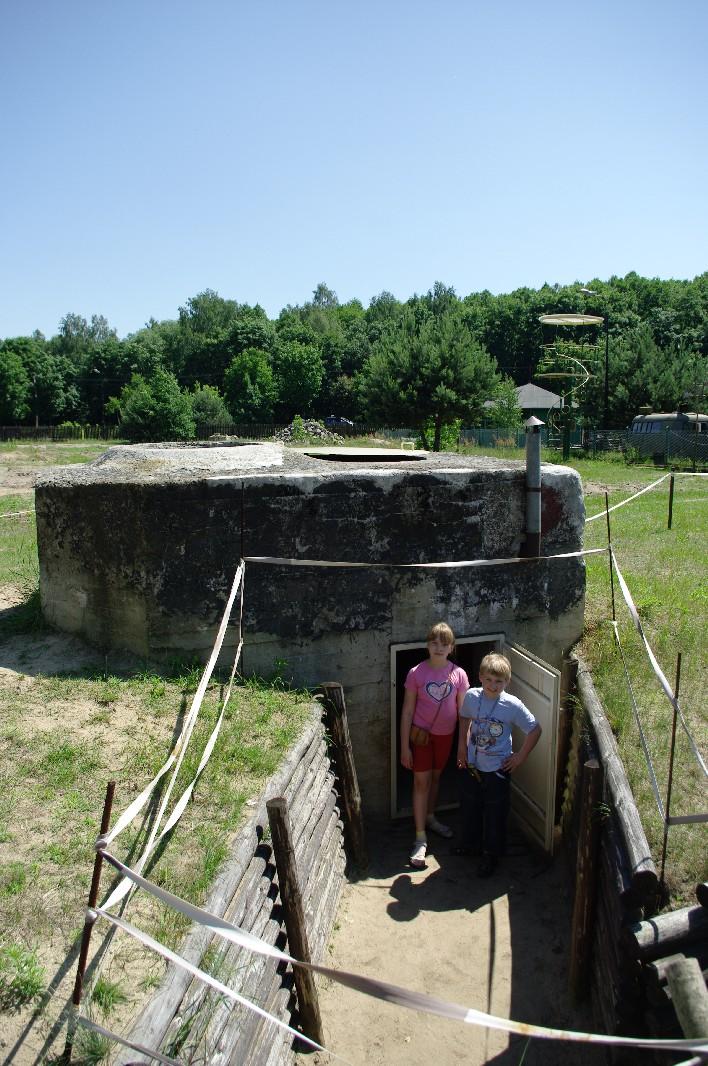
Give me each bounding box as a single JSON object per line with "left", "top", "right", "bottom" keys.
{"left": 302, "top": 817, "right": 606, "bottom": 1066}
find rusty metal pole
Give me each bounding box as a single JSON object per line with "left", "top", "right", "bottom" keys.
{"left": 63, "top": 780, "right": 116, "bottom": 1062}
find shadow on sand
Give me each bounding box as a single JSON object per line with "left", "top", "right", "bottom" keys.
{"left": 339, "top": 812, "right": 609, "bottom": 1066}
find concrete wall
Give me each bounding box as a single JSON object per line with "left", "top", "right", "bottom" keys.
{"left": 35, "top": 443, "right": 586, "bottom": 814}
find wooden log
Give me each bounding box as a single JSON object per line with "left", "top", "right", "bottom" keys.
{"left": 303, "top": 805, "right": 343, "bottom": 901}
{"left": 162, "top": 873, "right": 283, "bottom": 1055}
{"left": 213, "top": 959, "right": 293, "bottom": 1066}
{"left": 207, "top": 919, "right": 288, "bottom": 1064}
{"left": 281, "top": 737, "right": 330, "bottom": 843}
{"left": 300, "top": 787, "right": 338, "bottom": 884}
{"left": 600, "top": 813, "right": 645, "bottom": 921}
{"left": 196, "top": 797, "right": 336, "bottom": 1061}
{"left": 556, "top": 657, "right": 578, "bottom": 821}
{"left": 121, "top": 706, "right": 324, "bottom": 1059}
{"left": 267, "top": 797, "right": 324, "bottom": 1047}
{"left": 666, "top": 956, "right": 708, "bottom": 1038}
{"left": 310, "top": 845, "right": 346, "bottom": 963}
{"left": 304, "top": 813, "right": 345, "bottom": 932}
{"left": 316, "top": 682, "right": 368, "bottom": 869}
{"left": 575, "top": 658, "right": 658, "bottom": 908}
{"left": 645, "top": 948, "right": 708, "bottom": 989}
{"left": 209, "top": 802, "right": 343, "bottom": 1060}
{"left": 292, "top": 766, "right": 336, "bottom": 863}
{"left": 626, "top": 905, "right": 708, "bottom": 962}
{"left": 569, "top": 758, "right": 602, "bottom": 1001}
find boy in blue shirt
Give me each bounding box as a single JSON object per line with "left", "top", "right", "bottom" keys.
{"left": 455, "top": 652, "right": 541, "bottom": 877}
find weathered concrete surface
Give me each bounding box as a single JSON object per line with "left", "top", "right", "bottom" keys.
{"left": 35, "top": 443, "right": 586, "bottom": 814}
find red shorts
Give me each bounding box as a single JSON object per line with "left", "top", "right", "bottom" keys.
{"left": 412, "top": 730, "right": 455, "bottom": 773}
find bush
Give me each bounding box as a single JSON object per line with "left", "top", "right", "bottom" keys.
{"left": 117, "top": 370, "right": 196, "bottom": 442}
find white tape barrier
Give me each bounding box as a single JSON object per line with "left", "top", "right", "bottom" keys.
{"left": 98, "top": 851, "right": 708, "bottom": 1057}
{"left": 94, "top": 907, "right": 335, "bottom": 1060}
{"left": 76, "top": 1015, "right": 182, "bottom": 1066}
{"left": 100, "top": 565, "right": 244, "bottom": 911}
{"left": 100, "top": 635, "right": 244, "bottom": 912}
{"left": 611, "top": 549, "right": 708, "bottom": 782}
{"left": 245, "top": 547, "right": 605, "bottom": 570}
{"left": 610, "top": 621, "right": 665, "bottom": 820}
{"left": 585, "top": 474, "right": 669, "bottom": 523}
{"left": 586, "top": 470, "right": 708, "bottom": 524}
{"left": 103, "top": 562, "right": 244, "bottom": 849}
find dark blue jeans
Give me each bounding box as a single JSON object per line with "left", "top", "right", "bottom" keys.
{"left": 458, "top": 767, "right": 511, "bottom": 858}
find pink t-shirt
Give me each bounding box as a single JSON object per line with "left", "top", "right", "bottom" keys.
{"left": 404, "top": 660, "right": 470, "bottom": 735}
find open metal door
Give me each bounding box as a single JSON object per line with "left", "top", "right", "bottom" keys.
{"left": 503, "top": 641, "right": 560, "bottom": 854}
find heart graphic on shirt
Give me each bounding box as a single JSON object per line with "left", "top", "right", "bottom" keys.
{"left": 426, "top": 681, "right": 453, "bottom": 703}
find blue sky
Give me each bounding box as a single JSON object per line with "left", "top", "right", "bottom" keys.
{"left": 1, "top": 0, "right": 706, "bottom": 340}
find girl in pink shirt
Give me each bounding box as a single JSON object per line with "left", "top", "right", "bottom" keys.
{"left": 400, "top": 622, "right": 469, "bottom": 867}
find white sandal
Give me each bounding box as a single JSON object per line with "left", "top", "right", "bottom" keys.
{"left": 426, "top": 816, "right": 453, "bottom": 839}
{"left": 410, "top": 840, "right": 427, "bottom": 867}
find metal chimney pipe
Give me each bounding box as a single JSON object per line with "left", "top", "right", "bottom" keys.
{"left": 524, "top": 416, "right": 544, "bottom": 556}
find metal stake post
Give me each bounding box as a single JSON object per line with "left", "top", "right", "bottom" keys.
{"left": 63, "top": 780, "right": 116, "bottom": 1062}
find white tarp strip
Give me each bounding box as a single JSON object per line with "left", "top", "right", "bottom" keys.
{"left": 98, "top": 852, "right": 708, "bottom": 1056}
{"left": 585, "top": 475, "right": 669, "bottom": 523}
{"left": 610, "top": 621, "right": 665, "bottom": 820}
{"left": 611, "top": 549, "right": 707, "bottom": 777}
{"left": 244, "top": 548, "right": 604, "bottom": 570}
{"left": 94, "top": 907, "right": 334, "bottom": 1059}
{"left": 100, "top": 565, "right": 244, "bottom": 910}
{"left": 75, "top": 1015, "right": 182, "bottom": 1065}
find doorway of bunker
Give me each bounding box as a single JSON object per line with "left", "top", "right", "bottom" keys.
{"left": 390, "top": 635, "right": 560, "bottom": 854}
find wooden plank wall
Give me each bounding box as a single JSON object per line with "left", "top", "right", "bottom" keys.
{"left": 562, "top": 656, "right": 708, "bottom": 1062}
{"left": 120, "top": 702, "right": 346, "bottom": 1065}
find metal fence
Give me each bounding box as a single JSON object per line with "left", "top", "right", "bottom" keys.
{"left": 0, "top": 424, "right": 123, "bottom": 443}
{"left": 1, "top": 422, "right": 705, "bottom": 466}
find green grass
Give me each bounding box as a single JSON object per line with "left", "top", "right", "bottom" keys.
{"left": 90, "top": 976, "right": 129, "bottom": 1015}
{"left": 0, "top": 943, "right": 45, "bottom": 1011}
{"left": 0, "top": 440, "right": 124, "bottom": 466}
{"left": 0, "top": 438, "right": 313, "bottom": 1053}
{"left": 578, "top": 469, "right": 707, "bottom": 905}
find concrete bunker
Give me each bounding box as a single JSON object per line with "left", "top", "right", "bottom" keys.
{"left": 35, "top": 442, "right": 586, "bottom": 824}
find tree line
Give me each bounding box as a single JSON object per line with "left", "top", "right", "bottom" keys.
{"left": 0, "top": 273, "right": 705, "bottom": 446}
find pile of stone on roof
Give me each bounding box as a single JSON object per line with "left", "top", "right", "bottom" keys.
{"left": 272, "top": 420, "right": 345, "bottom": 444}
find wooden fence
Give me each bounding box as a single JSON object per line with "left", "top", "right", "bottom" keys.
{"left": 564, "top": 656, "right": 708, "bottom": 1060}
{"left": 118, "top": 698, "right": 349, "bottom": 1065}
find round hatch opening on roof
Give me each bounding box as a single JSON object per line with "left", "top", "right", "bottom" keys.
{"left": 303, "top": 447, "right": 428, "bottom": 462}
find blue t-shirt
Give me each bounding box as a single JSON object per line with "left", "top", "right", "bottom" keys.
{"left": 459, "top": 687, "right": 538, "bottom": 772}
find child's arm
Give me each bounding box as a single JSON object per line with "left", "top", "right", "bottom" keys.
{"left": 456, "top": 721, "right": 470, "bottom": 768}
{"left": 502, "top": 723, "right": 541, "bottom": 772}
{"left": 400, "top": 687, "right": 417, "bottom": 770}
{"left": 456, "top": 693, "right": 471, "bottom": 767}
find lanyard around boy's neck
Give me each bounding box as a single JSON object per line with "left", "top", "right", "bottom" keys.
{"left": 471, "top": 691, "right": 502, "bottom": 766}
